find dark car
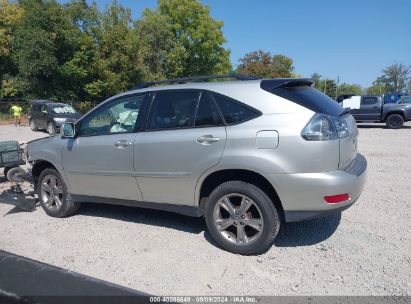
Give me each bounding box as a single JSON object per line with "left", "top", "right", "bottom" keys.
{"left": 29, "top": 100, "right": 81, "bottom": 135}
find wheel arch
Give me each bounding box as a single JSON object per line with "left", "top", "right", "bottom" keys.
{"left": 32, "top": 160, "right": 59, "bottom": 190}
{"left": 197, "top": 169, "right": 285, "bottom": 221}
{"left": 383, "top": 111, "right": 405, "bottom": 121}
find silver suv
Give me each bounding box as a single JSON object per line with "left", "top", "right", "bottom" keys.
{"left": 26, "top": 75, "right": 367, "bottom": 255}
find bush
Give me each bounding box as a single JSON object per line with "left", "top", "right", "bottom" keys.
{"left": 74, "top": 101, "right": 94, "bottom": 114}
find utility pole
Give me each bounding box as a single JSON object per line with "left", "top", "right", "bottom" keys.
{"left": 335, "top": 76, "right": 340, "bottom": 99}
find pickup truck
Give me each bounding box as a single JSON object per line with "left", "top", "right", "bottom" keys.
{"left": 339, "top": 95, "right": 411, "bottom": 129}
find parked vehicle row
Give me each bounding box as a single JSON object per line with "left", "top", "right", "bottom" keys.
{"left": 25, "top": 75, "right": 367, "bottom": 255}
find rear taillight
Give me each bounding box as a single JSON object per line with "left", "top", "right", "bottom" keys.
{"left": 301, "top": 114, "right": 350, "bottom": 141}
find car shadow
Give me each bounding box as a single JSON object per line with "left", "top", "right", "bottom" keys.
{"left": 273, "top": 212, "right": 341, "bottom": 247}
{"left": 77, "top": 203, "right": 341, "bottom": 248}
{"left": 78, "top": 203, "right": 206, "bottom": 235}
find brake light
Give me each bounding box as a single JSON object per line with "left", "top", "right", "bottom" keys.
{"left": 324, "top": 193, "right": 350, "bottom": 204}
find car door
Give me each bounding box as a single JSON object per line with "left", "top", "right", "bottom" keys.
{"left": 357, "top": 96, "right": 381, "bottom": 120}
{"left": 30, "top": 104, "right": 39, "bottom": 125}
{"left": 134, "top": 90, "right": 227, "bottom": 206}
{"left": 62, "top": 93, "right": 148, "bottom": 201}
{"left": 39, "top": 105, "right": 49, "bottom": 129}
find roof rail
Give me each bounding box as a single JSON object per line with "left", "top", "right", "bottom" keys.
{"left": 132, "top": 74, "right": 259, "bottom": 89}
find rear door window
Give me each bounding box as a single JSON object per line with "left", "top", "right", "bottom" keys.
{"left": 361, "top": 97, "right": 378, "bottom": 106}
{"left": 212, "top": 93, "right": 260, "bottom": 124}
{"left": 148, "top": 91, "right": 200, "bottom": 130}
{"left": 194, "top": 93, "right": 223, "bottom": 127}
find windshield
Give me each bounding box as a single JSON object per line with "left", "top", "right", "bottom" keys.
{"left": 49, "top": 104, "right": 77, "bottom": 114}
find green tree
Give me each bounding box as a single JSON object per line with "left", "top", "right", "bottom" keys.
{"left": 310, "top": 72, "right": 322, "bottom": 89}
{"left": 135, "top": 9, "right": 185, "bottom": 80}
{"left": 373, "top": 63, "right": 410, "bottom": 93}
{"left": 271, "top": 54, "right": 294, "bottom": 78}
{"left": 337, "top": 83, "right": 362, "bottom": 96}
{"left": 315, "top": 78, "right": 337, "bottom": 99}
{"left": 0, "top": 0, "right": 23, "bottom": 97}
{"left": 237, "top": 50, "right": 294, "bottom": 78}
{"left": 324, "top": 79, "right": 337, "bottom": 100}
{"left": 58, "top": 0, "right": 101, "bottom": 102}
{"left": 12, "top": 0, "right": 75, "bottom": 99}
{"left": 0, "top": 0, "right": 22, "bottom": 64}
{"left": 137, "top": 0, "right": 231, "bottom": 78}
{"left": 367, "top": 84, "right": 386, "bottom": 95}
{"left": 83, "top": 1, "right": 144, "bottom": 100}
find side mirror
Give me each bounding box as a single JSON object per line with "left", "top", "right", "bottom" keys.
{"left": 61, "top": 122, "right": 75, "bottom": 138}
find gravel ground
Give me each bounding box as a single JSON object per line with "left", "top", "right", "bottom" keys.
{"left": 0, "top": 122, "right": 410, "bottom": 296}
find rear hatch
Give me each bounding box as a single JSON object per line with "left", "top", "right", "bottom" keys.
{"left": 338, "top": 114, "right": 358, "bottom": 169}
{"left": 261, "top": 79, "right": 359, "bottom": 170}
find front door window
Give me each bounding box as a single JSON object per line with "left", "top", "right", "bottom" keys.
{"left": 80, "top": 94, "right": 146, "bottom": 137}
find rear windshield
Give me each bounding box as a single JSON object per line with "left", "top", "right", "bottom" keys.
{"left": 262, "top": 84, "right": 344, "bottom": 117}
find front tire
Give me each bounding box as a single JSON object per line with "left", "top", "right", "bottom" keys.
{"left": 386, "top": 114, "right": 404, "bottom": 129}
{"left": 37, "top": 168, "right": 80, "bottom": 217}
{"left": 47, "top": 122, "right": 56, "bottom": 135}
{"left": 29, "top": 120, "right": 37, "bottom": 131}
{"left": 205, "top": 181, "right": 280, "bottom": 255}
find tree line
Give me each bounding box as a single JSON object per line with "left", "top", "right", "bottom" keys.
{"left": 0, "top": 0, "right": 409, "bottom": 113}
{"left": 0, "top": 0, "right": 231, "bottom": 111}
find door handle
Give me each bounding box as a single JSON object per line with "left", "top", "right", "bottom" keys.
{"left": 114, "top": 140, "right": 132, "bottom": 148}
{"left": 196, "top": 135, "right": 220, "bottom": 145}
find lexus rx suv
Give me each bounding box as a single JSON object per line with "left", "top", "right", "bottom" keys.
{"left": 26, "top": 75, "right": 367, "bottom": 255}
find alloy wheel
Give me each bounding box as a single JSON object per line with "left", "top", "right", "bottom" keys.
{"left": 40, "top": 174, "right": 64, "bottom": 211}
{"left": 213, "top": 193, "right": 264, "bottom": 245}
{"left": 390, "top": 117, "right": 400, "bottom": 128}
{"left": 47, "top": 123, "right": 55, "bottom": 135}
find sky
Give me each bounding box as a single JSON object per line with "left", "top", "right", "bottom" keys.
{"left": 67, "top": 0, "right": 411, "bottom": 88}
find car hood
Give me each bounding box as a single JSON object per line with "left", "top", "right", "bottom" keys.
{"left": 50, "top": 113, "right": 81, "bottom": 119}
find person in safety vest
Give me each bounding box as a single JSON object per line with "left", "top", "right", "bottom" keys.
{"left": 11, "top": 104, "right": 23, "bottom": 126}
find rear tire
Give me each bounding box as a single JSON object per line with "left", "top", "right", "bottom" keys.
{"left": 386, "top": 114, "right": 404, "bottom": 129}
{"left": 37, "top": 168, "right": 80, "bottom": 217}
{"left": 205, "top": 181, "right": 280, "bottom": 255}
{"left": 47, "top": 122, "right": 56, "bottom": 135}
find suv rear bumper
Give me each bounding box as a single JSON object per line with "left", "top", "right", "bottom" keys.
{"left": 264, "top": 153, "right": 367, "bottom": 222}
